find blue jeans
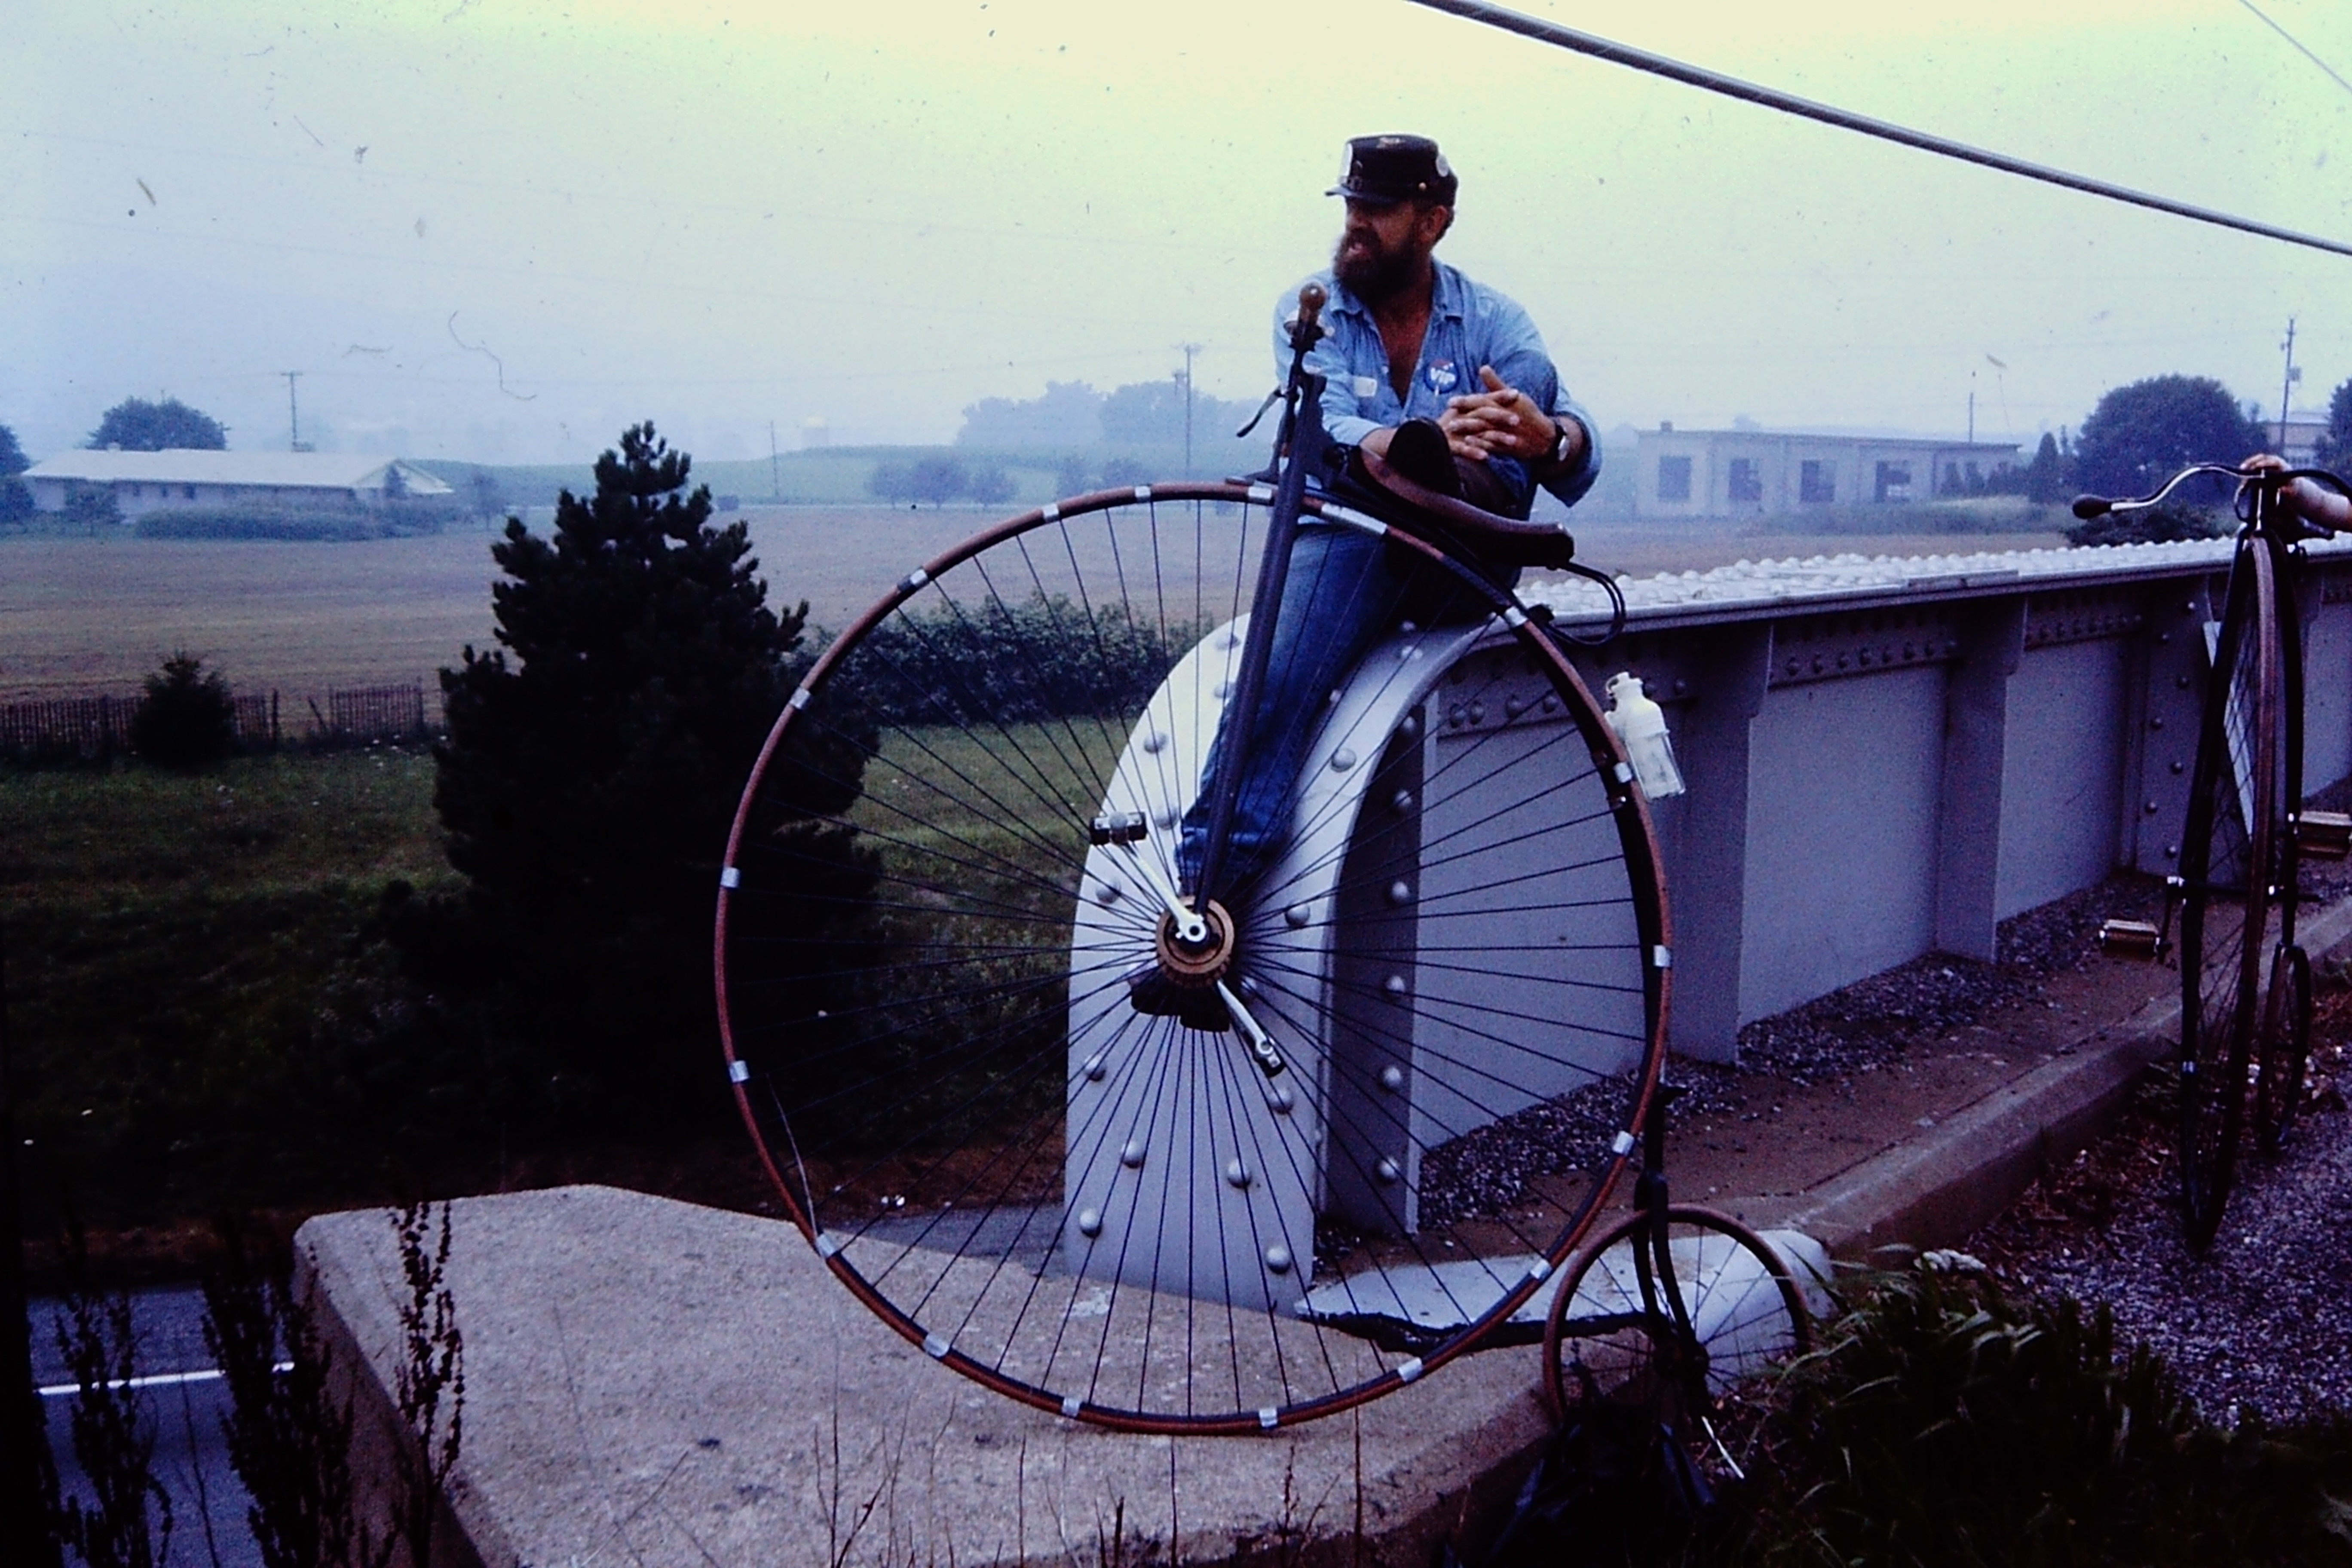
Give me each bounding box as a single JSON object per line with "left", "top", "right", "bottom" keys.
{"left": 1175, "top": 522, "right": 1501, "bottom": 901}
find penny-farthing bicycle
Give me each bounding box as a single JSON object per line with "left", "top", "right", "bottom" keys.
{"left": 715, "top": 288, "right": 1676, "bottom": 1433}
{"left": 2082, "top": 462, "right": 2351, "bottom": 1245}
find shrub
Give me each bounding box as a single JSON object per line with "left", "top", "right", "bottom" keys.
{"left": 2066, "top": 501, "right": 2225, "bottom": 548}
{"left": 130, "top": 652, "right": 237, "bottom": 768}
{"left": 62, "top": 484, "right": 123, "bottom": 530}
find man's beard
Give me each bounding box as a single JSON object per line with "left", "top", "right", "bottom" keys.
{"left": 1333, "top": 229, "right": 1423, "bottom": 304}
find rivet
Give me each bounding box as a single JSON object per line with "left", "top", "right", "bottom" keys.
{"left": 1383, "top": 974, "right": 1408, "bottom": 1000}
{"left": 1672, "top": 679, "right": 1689, "bottom": 697}
{"left": 1214, "top": 680, "right": 1232, "bottom": 701}
{"left": 1399, "top": 619, "right": 1418, "bottom": 634}
{"left": 1387, "top": 880, "right": 1412, "bottom": 906}
{"left": 1837, "top": 652, "right": 1850, "bottom": 669}
{"left": 1285, "top": 903, "right": 1312, "bottom": 928}
{"left": 1379, "top": 1064, "right": 1406, "bottom": 1092}
{"left": 1328, "top": 688, "right": 1342, "bottom": 706}
{"left": 1397, "top": 714, "right": 1421, "bottom": 739}
{"left": 2159, "top": 631, "right": 2172, "bottom": 643}
{"left": 1077, "top": 1208, "right": 1102, "bottom": 1238}
{"left": 1121, "top": 1139, "right": 1147, "bottom": 1168}
{"left": 1468, "top": 702, "right": 1486, "bottom": 724}
{"left": 1267, "top": 1083, "right": 1295, "bottom": 1114}
{"left": 2170, "top": 761, "right": 2184, "bottom": 775}
{"left": 1375, "top": 1157, "right": 1402, "bottom": 1184}
{"left": 2166, "top": 843, "right": 2180, "bottom": 858}
{"left": 1154, "top": 807, "right": 1178, "bottom": 830}
{"left": 1084, "top": 1052, "right": 1108, "bottom": 1082}
{"left": 2149, "top": 717, "right": 2164, "bottom": 731}
{"left": 2145, "top": 800, "right": 2159, "bottom": 815}
{"left": 1329, "top": 747, "right": 1358, "bottom": 772}
{"left": 1504, "top": 695, "right": 1525, "bottom": 719}
{"left": 1225, "top": 1159, "right": 1251, "bottom": 1190}
{"left": 1448, "top": 706, "right": 1466, "bottom": 728}
{"left": 2177, "top": 674, "right": 2191, "bottom": 689}
{"left": 1141, "top": 730, "right": 1167, "bottom": 754}
{"left": 1221, "top": 629, "right": 1241, "bottom": 649}
{"left": 1095, "top": 881, "right": 1123, "bottom": 906}
{"left": 1542, "top": 692, "right": 1559, "bottom": 712}
{"left": 1392, "top": 788, "right": 1416, "bottom": 814}
{"left": 1264, "top": 1244, "right": 1292, "bottom": 1274}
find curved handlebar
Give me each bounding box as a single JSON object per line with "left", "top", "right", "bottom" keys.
{"left": 2072, "top": 462, "right": 2351, "bottom": 539}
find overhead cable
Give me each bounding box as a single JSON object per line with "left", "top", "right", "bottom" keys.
{"left": 1403, "top": 0, "right": 2352, "bottom": 261}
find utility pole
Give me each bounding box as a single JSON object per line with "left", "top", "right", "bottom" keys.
{"left": 1967, "top": 379, "right": 1975, "bottom": 446}
{"left": 2279, "top": 317, "right": 2300, "bottom": 453}
{"left": 1, "top": 916, "right": 62, "bottom": 1568}
{"left": 769, "top": 420, "right": 781, "bottom": 502}
{"left": 1177, "top": 343, "right": 1202, "bottom": 478}
{"left": 281, "top": 370, "right": 307, "bottom": 453}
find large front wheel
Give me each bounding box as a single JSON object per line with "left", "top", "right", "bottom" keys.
{"left": 714, "top": 483, "right": 1669, "bottom": 1432}
{"left": 2176, "top": 544, "right": 2280, "bottom": 1246}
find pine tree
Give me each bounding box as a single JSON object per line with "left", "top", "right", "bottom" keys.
{"left": 414, "top": 422, "right": 874, "bottom": 1128}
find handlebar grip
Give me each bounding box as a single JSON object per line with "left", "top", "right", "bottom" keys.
{"left": 1291, "top": 283, "right": 1327, "bottom": 349}
{"left": 2070, "top": 494, "right": 2111, "bottom": 521}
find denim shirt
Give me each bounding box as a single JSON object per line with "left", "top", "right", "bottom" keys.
{"left": 1275, "top": 260, "right": 1600, "bottom": 513}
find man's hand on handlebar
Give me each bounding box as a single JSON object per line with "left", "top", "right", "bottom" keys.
{"left": 2244, "top": 452, "right": 2352, "bottom": 532}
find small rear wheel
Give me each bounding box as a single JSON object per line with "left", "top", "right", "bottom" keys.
{"left": 1541, "top": 1205, "right": 1812, "bottom": 1478}
{"left": 2253, "top": 942, "right": 2312, "bottom": 1155}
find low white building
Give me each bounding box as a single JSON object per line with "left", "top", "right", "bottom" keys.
{"left": 1632, "top": 424, "right": 2023, "bottom": 519}
{"left": 21, "top": 449, "right": 452, "bottom": 520}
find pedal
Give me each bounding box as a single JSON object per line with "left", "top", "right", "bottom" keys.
{"left": 1089, "top": 811, "right": 1148, "bottom": 847}
{"left": 2296, "top": 810, "right": 2352, "bottom": 860}
{"left": 2097, "top": 919, "right": 2163, "bottom": 960}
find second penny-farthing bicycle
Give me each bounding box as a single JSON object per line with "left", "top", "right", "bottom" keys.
{"left": 2081, "top": 463, "right": 2351, "bottom": 1245}
{"left": 714, "top": 286, "right": 1794, "bottom": 1433}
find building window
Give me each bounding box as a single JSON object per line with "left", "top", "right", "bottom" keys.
{"left": 1657, "top": 455, "right": 1692, "bottom": 503}
{"left": 1799, "top": 460, "right": 1834, "bottom": 504}
{"left": 1874, "top": 461, "right": 1913, "bottom": 503}
{"left": 1727, "top": 458, "right": 1762, "bottom": 504}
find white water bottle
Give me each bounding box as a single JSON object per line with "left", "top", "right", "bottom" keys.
{"left": 1603, "top": 673, "right": 1685, "bottom": 799}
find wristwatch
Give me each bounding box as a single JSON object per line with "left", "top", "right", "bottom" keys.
{"left": 1544, "top": 414, "right": 1578, "bottom": 469}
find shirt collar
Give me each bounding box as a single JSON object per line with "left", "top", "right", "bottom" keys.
{"left": 1330, "top": 257, "right": 1464, "bottom": 320}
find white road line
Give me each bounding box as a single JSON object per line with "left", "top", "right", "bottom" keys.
{"left": 38, "top": 1362, "right": 291, "bottom": 1400}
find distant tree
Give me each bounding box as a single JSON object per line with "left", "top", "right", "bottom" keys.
{"left": 1101, "top": 380, "right": 1190, "bottom": 447}
{"left": 906, "top": 455, "right": 967, "bottom": 508}
{"left": 1099, "top": 456, "right": 1152, "bottom": 488}
{"left": 2072, "top": 376, "right": 2262, "bottom": 504}
{"left": 957, "top": 380, "right": 1103, "bottom": 447}
{"left": 404, "top": 422, "right": 874, "bottom": 1130}
{"left": 2023, "top": 432, "right": 2066, "bottom": 503}
{"left": 0, "top": 423, "right": 31, "bottom": 524}
{"left": 1055, "top": 454, "right": 1092, "bottom": 497}
{"left": 62, "top": 485, "right": 122, "bottom": 529}
{"left": 965, "top": 464, "right": 1015, "bottom": 508}
{"left": 2317, "top": 377, "right": 2352, "bottom": 468}
{"left": 132, "top": 652, "right": 238, "bottom": 768}
{"left": 866, "top": 461, "right": 916, "bottom": 505}
{"left": 87, "top": 396, "right": 226, "bottom": 452}
{"left": 2065, "top": 502, "right": 2223, "bottom": 548}
{"left": 467, "top": 467, "right": 507, "bottom": 520}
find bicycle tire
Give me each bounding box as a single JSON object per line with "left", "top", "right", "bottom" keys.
{"left": 2176, "top": 541, "right": 2279, "bottom": 1246}
{"left": 714, "top": 482, "right": 1669, "bottom": 1433}
{"left": 2253, "top": 941, "right": 2312, "bottom": 1155}
{"left": 1540, "top": 1205, "right": 1812, "bottom": 1474}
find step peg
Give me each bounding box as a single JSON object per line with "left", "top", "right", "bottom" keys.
{"left": 2097, "top": 919, "right": 2162, "bottom": 960}
{"left": 2296, "top": 810, "right": 2352, "bottom": 860}
{"left": 1089, "top": 811, "right": 1149, "bottom": 846}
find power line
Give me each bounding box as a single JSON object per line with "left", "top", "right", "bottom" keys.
{"left": 1404, "top": 0, "right": 2352, "bottom": 261}
{"left": 2237, "top": 0, "right": 2352, "bottom": 100}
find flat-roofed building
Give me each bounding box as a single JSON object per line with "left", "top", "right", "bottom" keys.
{"left": 1634, "top": 423, "right": 2023, "bottom": 519}
{"left": 21, "top": 449, "right": 452, "bottom": 520}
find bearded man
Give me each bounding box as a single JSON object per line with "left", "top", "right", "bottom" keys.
{"left": 1151, "top": 136, "right": 1603, "bottom": 1026}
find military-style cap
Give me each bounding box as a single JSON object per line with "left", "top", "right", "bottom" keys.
{"left": 1327, "top": 134, "right": 1458, "bottom": 207}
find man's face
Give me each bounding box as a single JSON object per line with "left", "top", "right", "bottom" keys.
{"left": 1333, "top": 199, "right": 1446, "bottom": 303}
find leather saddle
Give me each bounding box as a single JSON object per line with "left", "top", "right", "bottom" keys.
{"left": 1344, "top": 446, "right": 1578, "bottom": 571}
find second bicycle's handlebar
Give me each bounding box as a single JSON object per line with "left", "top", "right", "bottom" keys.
{"left": 2072, "top": 462, "right": 2349, "bottom": 539}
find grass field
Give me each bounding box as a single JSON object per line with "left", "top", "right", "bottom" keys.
{"left": 0, "top": 506, "right": 2073, "bottom": 702}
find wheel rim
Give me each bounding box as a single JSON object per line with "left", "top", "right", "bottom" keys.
{"left": 714, "top": 484, "right": 1669, "bottom": 1430}
{"left": 2255, "top": 942, "right": 2312, "bottom": 1154}
{"left": 2177, "top": 545, "right": 2278, "bottom": 1243}
{"left": 1543, "top": 1207, "right": 1811, "bottom": 1448}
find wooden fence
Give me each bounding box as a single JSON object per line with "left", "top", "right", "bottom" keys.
{"left": 0, "top": 682, "right": 439, "bottom": 764}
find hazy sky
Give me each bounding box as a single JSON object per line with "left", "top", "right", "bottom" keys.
{"left": 9, "top": 0, "right": 2352, "bottom": 464}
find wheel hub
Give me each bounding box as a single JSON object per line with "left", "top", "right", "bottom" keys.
{"left": 1154, "top": 898, "right": 1235, "bottom": 985}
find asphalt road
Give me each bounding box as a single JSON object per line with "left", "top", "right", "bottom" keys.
{"left": 31, "top": 1283, "right": 262, "bottom": 1568}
